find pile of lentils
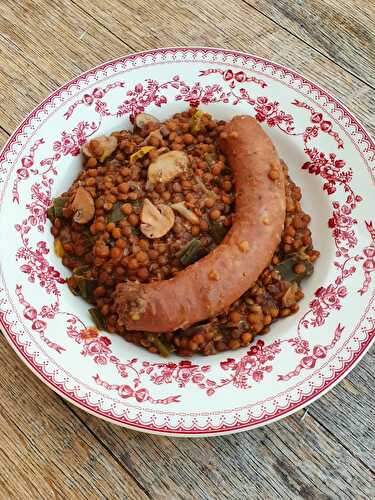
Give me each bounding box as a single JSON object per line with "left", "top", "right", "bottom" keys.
{"left": 48, "top": 108, "right": 319, "bottom": 357}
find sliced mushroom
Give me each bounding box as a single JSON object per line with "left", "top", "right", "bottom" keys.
{"left": 148, "top": 151, "right": 189, "bottom": 184}
{"left": 171, "top": 202, "right": 199, "bottom": 224}
{"left": 140, "top": 198, "right": 175, "bottom": 239}
{"left": 134, "top": 113, "right": 160, "bottom": 129}
{"left": 71, "top": 186, "right": 95, "bottom": 224}
{"left": 82, "top": 135, "right": 118, "bottom": 163}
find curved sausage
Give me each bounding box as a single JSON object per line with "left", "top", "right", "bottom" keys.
{"left": 114, "top": 116, "right": 286, "bottom": 332}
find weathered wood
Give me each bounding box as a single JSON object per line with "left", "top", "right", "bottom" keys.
{"left": 0, "top": 0, "right": 374, "bottom": 498}
{"left": 0, "top": 336, "right": 147, "bottom": 500}
{"left": 0, "top": 0, "right": 132, "bottom": 131}
{"left": 245, "top": 0, "right": 375, "bottom": 88}
{"left": 308, "top": 348, "right": 375, "bottom": 471}
{"left": 68, "top": 321, "right": 375, "bottom": 500}
{"left": 74, "top": 349, "right": 374, "bottom": 500}
{"left": 0, "top": 129, "right": 8, "bottom": 146}
{"left": 0, "top": 0, "right": 374, "bottom": 137}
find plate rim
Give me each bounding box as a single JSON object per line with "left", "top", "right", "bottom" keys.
{"left": 0, "top": 46, "right": 374, "bottom": 437}
{"left": 1, "top": 310, "right": 374, "bottom": 437}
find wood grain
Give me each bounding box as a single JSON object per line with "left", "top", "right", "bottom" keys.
{"left": 0, "top": 337, "right": 147, "bottom": 500}
{"left": 246, "top": 0, "right": 375, "bottom": 88}
{"left": 0, "top": 0, "right": 130, "bottom": 130}
{"left": 0, "top": 0, "right": 374, "bottom": 498}
{"left": 67, "top": 334, "right": 375, "bottom": 499}
{"left": 0, "top": 129, "right": 8, "bottom": 147}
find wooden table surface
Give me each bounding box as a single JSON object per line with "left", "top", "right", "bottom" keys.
{"left": 0, "top": 1, "right": 374, "bottom": 498}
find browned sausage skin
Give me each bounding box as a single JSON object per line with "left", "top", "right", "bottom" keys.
{"left": 114, "top": 116, "right": 286, "bottom": 332}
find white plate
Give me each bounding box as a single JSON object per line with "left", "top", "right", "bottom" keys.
{"left": 0, "top": 47, "right": 374, "bottom": 437}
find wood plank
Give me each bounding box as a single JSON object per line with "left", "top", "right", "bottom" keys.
{"left": 307, "top": 348, "right": 375, "bottom": 471}
{"left": 0, "top": 0, "right": 133, "bottom": 131}
{"left": 0, "top": 336, "right": 147, "bottom": 500}
{"left": 0, "top": 129, "right": 9, "bottom": 146}
{"left": 0, "top": 0, "right": 374, "bottom": 138}
{"left": 244, "top": 0, "right": 375, "bottom": 88}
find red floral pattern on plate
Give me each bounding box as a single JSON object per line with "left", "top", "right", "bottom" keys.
{"left": 199, "top": 68, "right": 267, "bottom": 89}
{"left": 12, "top": 139, "right": 44, "bottom": 203}
{"left": 9, "top": 67, "right": 369, "bottom": 394}
{"left": 357, "top": 221, "right": 375, "bottom": 295}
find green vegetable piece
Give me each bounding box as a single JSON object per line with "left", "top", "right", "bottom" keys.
{"left": 73, "top": 265, "right": 90, "bottom": 276}
{"left": 194, "top": 176, "right": 218, "bottom": 200}
{"left": 47, "top": 197, "right": 66, "bottom": 221}
{"left": 203, "top": 152, "right": 217, "bottom": 166}
{"left": 275, "top": 253, "right": 314, "bottom": 282}
{"left": 89, "top": 308, "right": 107, "bottom": 330}
{"left": 177, "top": 238, "right": 208, "bottom": 267}
{"left": 209, "top": 222, "right": 228, "bottom": 244}
{"left": 147, "top": 334, "right": 171, "bottom": 357}
{"left": 53, "top": 197, "right": 66, "bottom": 217}
{"left": 107, "top": 237, "right": 116, "bottom": 248}
{"left": 67, "top": 281, "right": 80, "bottom": 296}
{"left": 47, "top": 206, "right": 55, "bottom": 223}
{"left": 129, "top": 199, "right": 141, "bottom": 208}
{"left": 106, "top": 201, "right": 124, "bottom": 224}
{"left": 77, "top": 278, "right": 97, "bottom": 301}
{"left": 72, "top": 266, "right": 97, "bottom": 301}
{"left": 80, "top": 232, "right": 96, "bottom": 251}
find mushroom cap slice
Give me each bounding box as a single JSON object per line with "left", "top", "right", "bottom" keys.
{"left": 71, "top": 186, "right": 95, "bottom": 224}
{"left": 82, "top": 135, "right": 118, "bottom": 163}
{"left": 140, "top": 199, "right": 175, "bottom": 239}
{"left": 148, "top": 151, "right": 189, "bottom": 184}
